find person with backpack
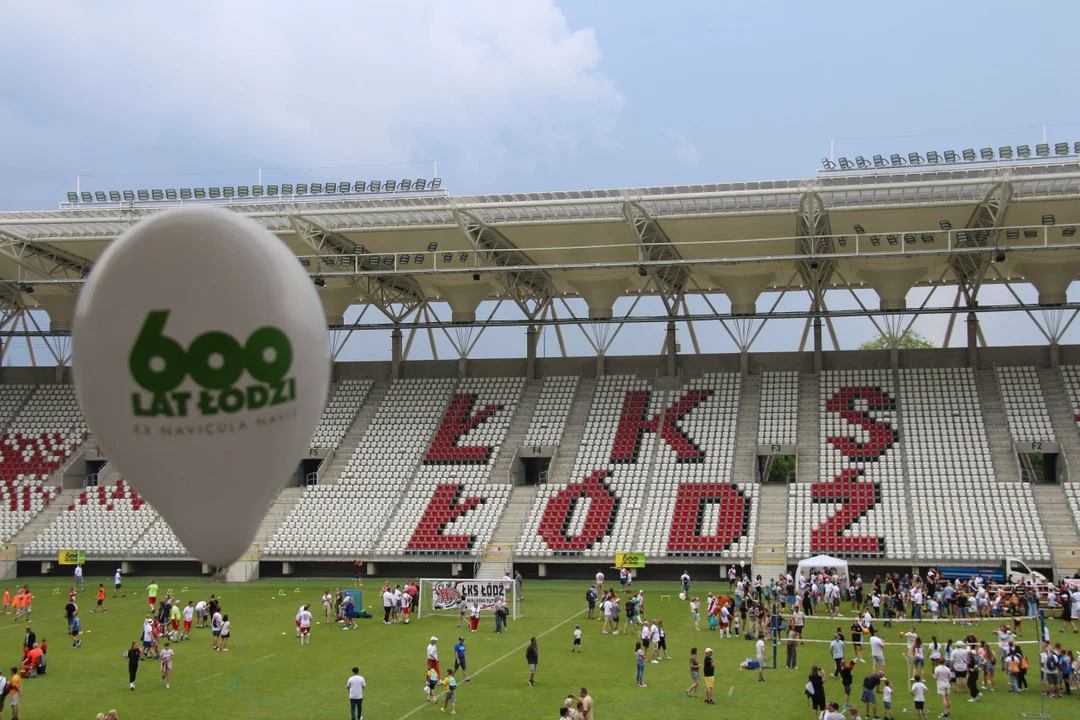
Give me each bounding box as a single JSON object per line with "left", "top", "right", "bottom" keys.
{"left": 585, "top": 586, "right": 597, "bottom": 620}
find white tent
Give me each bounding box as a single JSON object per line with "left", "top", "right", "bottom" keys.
{"left": 796, "top": 554, "right": 850, "bottom": 589}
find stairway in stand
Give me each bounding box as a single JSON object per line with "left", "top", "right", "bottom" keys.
{"left": 546, "top": 379, "right": 597, "bottom": 484}
{"left": 1040, "top": 368, "right": 1080, "bottom": 482}
{"left": 732, "top": 375, "right": 760, "bottom": 484}
{"left": 489, "top": 380, "right": 542, "bottom": 484}
{"left": 1031, "top": 483, "right": 1080, "bottom": 579}
{"left": 975, "top": 370, "right": 1019, "bottom": 482}
{"left": 319, "top": 380, "right": 389, "bottom": 484}
{"left": 795, "top": 374, "right": 820, "bottom": 485}
{"left": 478, "top": 484, "right": 538, "bottom": 578}
{"left": 753, "top": 482, "right": 789, "bottom": 580}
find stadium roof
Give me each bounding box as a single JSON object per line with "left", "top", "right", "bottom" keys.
{"left": 1, "top": 158, "right": 1079, "bottom": 354}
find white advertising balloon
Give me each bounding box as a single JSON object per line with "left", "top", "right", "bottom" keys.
{"left": 72, "top": 207, "right": 330, "bottom": 568}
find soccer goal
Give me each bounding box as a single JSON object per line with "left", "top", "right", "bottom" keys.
{"left": 417, "top": 578, "right": 521, "bottom": 621}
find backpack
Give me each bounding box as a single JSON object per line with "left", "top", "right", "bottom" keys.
{"left": 1021, "top": 656, "right": 1029, "bottom": 670}
{"left": 625, "top": 600, "right": 634, "bottom": 615}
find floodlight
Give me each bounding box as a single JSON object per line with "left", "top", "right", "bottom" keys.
{"left": 252, "top": 185, "right": 263, "bottom": 197}
{"left": 299, "top": 258, "right": 311, "bottom": 267}
{"left": 179, "top": 189, "right": 192, "bottom": 200}
{"left": 1043, "top": 215, "right": 1056, "bottom": 225}
{"left": 855, "top": 156, "right": 870, "bottom": 169}
{"left": 295, "top": 184, "right": 308, "bottom": 195}
{"left": 310, "top": 183, "right": 323, "bottom": 194}
{"left": 926, "top": 151, "right": 941, "bottom": 163}
{"left": 123, "top": 190, "right": 135, "bottom": 202}
{"left": 944, "top": 150, "right": 958, "bottom": 163}
{"left": 109, "top": 191, "right": 121, "bottom": 202}
{"left": 939, "top": 220, "right": 952, "bottom": 230}
{"left": 1017, "top": 145, "right": 1031, "bottom": 158}
{"left": 164, "top": 189, "right": 176, "bottom": 201}
{"left": 837, "top": 158, "right": 851, "bottom": 170}
{"left": 400, "top": 179, "right": 413, "bottom": 191}
{"left": 821, "top": 158, "right": 836, "bottom": 170}
{"left": 430, "top": 178, "right": 442, "bottom": 190}
{"left": 890, "top": 154, "right": 905, "bottom": 166}
{"left": 223, "top": 187, "right": 235, "bottom": 198}
{"left": 385, "top": 180, "right": 397, "bottom": 192}
{"left": 1056, "top": 143, "right": 1069, "bottom": 156}
{"left": 354, "top": 181, "right": 366, "bottom": 192}
{"left": 81, "top": 191, "right": 92, "bottom": 202}
{"left": 873, "top": 155, "right": 886, "bottom": 167}
{"left": 854, "top": 224, "right": 865, "bottom": 234}
{"left": 324, "top": 257, "right": 335, "bottom": 266}
{"left": 324, "top": 183, "right": 336, "bottom": 193}
{"left": 150, "top": 189, "right": 163, "bottom": 201}
{"left": 368, "top": 255, "right": 380, "bottom": 265}
{"left": 414, "top": 254, "right": 424, "bottom": 263}
{"left": 870, "top": 236, "right": 880, "bottom": 247}
{"left": 237, "top": 186, "right": 249, "bottom": 198}
{"left": 1006, "top": 229, "right": 1019, "bottom": 240}
{"left": 956, "top": 231, "right": 969, "bottom": 242}
{"left": 1075, "top": 142, "right": 1080, "bottom": 154}
{"left": 962, "top": 149, "right": 976, "bottom": 161}
{"left": 638, "top": 265, "right": 648, "bottom": 276}
{"left": 137, "top": 190, "right": 150, "bottom": 201}
{"left": 904, "top": 234, "right": 916, "bottom": 245}
{"left": 339, "top": 181, "right": 352, "bottom": 192}
{"left": 887, "top": 235, "right": 898, "bottom": 246}
{"left": 194, "top": 188, "right": 206, "bottom": 199}
{"left": 1063, "top": 227, "right": 1076, "bottom": 237}
{"left": 427, "top": 242, "right": 438, "bottom": 252}
{"left": 998, "top": 146, "right": 1013, "bottom": 160}
{"left": 837, "top": 236, "right": 847, "bottom": 247}
{"left": 281, "top": 183, "right": 293, "bottom": 195}
{"left": 1037, "top": 143, "right": 1050, "bottom": 157}
{"left": 415, "top": 178, "right": 427, "bottom": 191}
{"left": 459, "top": 252, "right": 469, "bottom": 262}
{"left": 921, "top": 233, "right": 934, "bottom": 243}
{"left": 94, "top": 191, "right": 107, "bottom": 202}
{"left": 1025, "top": 229, "right": 1038, "bottom": 238}
{"left": 976, "top": 230, "right": 989, "bottom": 242}
{"left": 354, "top": 245, "right": 365, "bottom": 255}
{"left": 443, "top": 253, "right": 453, "bottom": 262}
{"left": 908, "top": 152, "right": 924, "bottom": 165}
{"left": 382, "top": 256, "right": 393, "bottom": 266}
{"left": 400, "top": 254, "right": 409, "bottom": 264}
{"left": 209, "top": 188, "right": 221, "bottom": 199}
{"left": 66, "top": 192, "right": 78, "bottom": 203}
{"left": 370, "top": 180, "right": 382, "bottom": 192}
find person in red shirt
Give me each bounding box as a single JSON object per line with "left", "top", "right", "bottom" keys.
{"left": 353, "top": 559, "right": 363, "bottom": 587}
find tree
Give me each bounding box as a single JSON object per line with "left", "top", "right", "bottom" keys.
{"left": 858, "top": 329, "right": 936, "bottom": 351}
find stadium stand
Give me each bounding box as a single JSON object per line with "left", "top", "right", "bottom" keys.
{"left": 26, "top": 479, "right": 154, "bottom": 557}
{"left": 264, "top": 378, "right": 455, "bottom": 557}
{"left": 130, "top": 516, "right": 188, "bottom": 558}
{"left": 901, "top": 368, "right": 1049, "bottom": 563}
{"left": 996, "top": 366, "right": 1055, "bottom": 443}
{"left": 640, "top": 373, "right": 757, "bottom": 558}
{"left": 376, "top": 377, "right": 524, "bottom": 556}
{"left": 757, "top": 371, "right": 798, "bottom": 445}
{"left": 309, "top": 379, "right": 374, "bottom": 450}
{"left": 0, "top": 384, "right": 88, "bottom": 541}
{"left": 1059, "top": 365, "right": 1080, "bottom": 432}
{"left": 523, "top": 376, "right": 578, "bottom": 448}
{"left": 788, "top": 370, "right": 910, "bottom": 560}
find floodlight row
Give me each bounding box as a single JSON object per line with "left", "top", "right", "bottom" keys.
{"left": 822, "top": 143, "right": 1080, "bottom": 172}
{"left": 65, "top": 178, "right": 443, "bottom": 205}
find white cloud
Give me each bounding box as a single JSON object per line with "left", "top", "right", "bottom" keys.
{"left": 0, "top": 1, "right": 623, "bottom": 179}
{"left": 667, "top": 130, "right": 700, "bottom": 166}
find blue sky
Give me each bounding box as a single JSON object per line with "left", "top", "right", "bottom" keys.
{"left": 2, "top": 0, "right": 1079, "bottom": 364}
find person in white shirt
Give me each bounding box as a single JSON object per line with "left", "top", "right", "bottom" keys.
{"left": 296, "top": 604, "right": 306, "bottom": 638}
{"left": 820, "top": 701, "right": 845, "bottom": 720}
{"left": 401, "top": 589, "right": 413, "bottom": 624}
{"left": 755, "top": 633, "right": 767, "bottom": 683}
{"left": 911, "top": 674, "right": 929, "bottom": 719}
{"left": 602, "top": 598, "right": 616, "bottom": 635}
{"left": 382, "top": 589, "right": 394, "bottom": 625}
{"left": 74, "top": 564, "right": 84, "bottom": 593}
{"left": 572, "top": 624, "right": 582, "bottom": 653}
{"left": 690, "top": 597, "right": 701, "bottom": 632}
{"left": 159, "top": 641, "right": 175, "bottom": 688}
{"left": 933, "top": 662, "right": 952, "bottom": 717}
{"left": 346, "top": 666, "right": 366, "bottom": 720}
{"left": 870, "top": 631, "right": 886, "bottom": 673}
{"left": 392, "top": 586, "right": 403, "bottom": 623}
{"left": 181, "top": 602, "right": 194, "bottom": 641}
{"left": 427, "top": 637, "right": 440, "bottom": 676}
{"left": 194, "top": 600, "right": 207, "bottom": 629}
{"left": 649, "top": 621, "right": 661, "bottom": 663}
{"left": 219, "top": 615, "right": 231, "bottom": 651}
{"left": 681, "top": 572, "right": 691, "bottom": 596}
{"left": 298, "top": 604, "right": 313, "bottom": 645}
{"left": 595, "top": 571, "right": 604, "bottom": 594}
{"left": 720, "top": 604, "right": 732, "bottom": 638}
{"left": 113, "top": 569, "right": 125, "bottom": 598}
{"left": 211, "top": 611, "right": 223, "bottom": 650}
{"left": 322, "top": 590, "right": 334, "bottom": 624}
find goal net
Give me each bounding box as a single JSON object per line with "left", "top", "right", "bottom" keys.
{"left": 780, "top": 609, "right": 1042, "bottom": 650}
{"left": 417, "top": 578, "right": 521, "bottom": 621}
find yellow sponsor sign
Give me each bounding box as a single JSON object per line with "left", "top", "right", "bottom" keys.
{"left": 58, "top": 550, "right": 86, "bottom": 565}
{"left": 615, "top": 552, "right": 646, "bottom": 569}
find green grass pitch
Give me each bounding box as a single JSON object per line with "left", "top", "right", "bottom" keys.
{"left": 9, "top": 576, "right": 1080, "bottom": 719}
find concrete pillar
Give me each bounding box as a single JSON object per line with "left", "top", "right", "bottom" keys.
{"left": 966, "top": 312, "right": 979, "bottom": 369}
{"left": 596, "top": 352, "right": 606, "bottom": 377}
{"left": 457, "top": 357, "right": 468, "bottom": 378}
{"left": 526, "top": 325, "right": 537, "bottom": 380}
{"left": 665, "top": 322, "right": 677, "bottom": 378}
{"left": 391, "top": 329, "right": 403, "bottom": 379}
{"left": 813, "top": 318, "right": 823, "bottom": 374}
{"left": 740, "top": 348, "right": 749, "bottom": 377}
{"left": 538, "top": 563, "right": 548, "bottom": 577}
{"left": 1051, "top": 341, "right": 1061, "bottom": 369}
{"left": 890, "top": 347, "right": 899, "bottom": 371}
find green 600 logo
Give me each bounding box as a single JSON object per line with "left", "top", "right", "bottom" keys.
{"left": 129, "top": 310, "right": 296, "bottom": 418}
